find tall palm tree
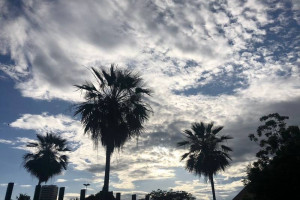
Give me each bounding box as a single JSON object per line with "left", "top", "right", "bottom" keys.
{"left": 74, "top": 64, "right": 152, "bottom": 193}
{"left": 178, "top": 122, "right": 233, "bottom": 200}
{"left": 23, "top": 133, "right": 70, "bottom": 185}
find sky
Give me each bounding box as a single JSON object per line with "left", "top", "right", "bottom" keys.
{"left": 0, "top": 0, "right": 299, "bottom": 199}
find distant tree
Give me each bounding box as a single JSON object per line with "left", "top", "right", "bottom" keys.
{"left": 23, "top": 133, "right": 70, "bottom": 185}
{"left": 85, "top": 192, "right": 116, "bottom": 200}
{"left": 178, "top": 122, "right": 233, "bottom": 200}
{"left": 244, "top": 113, "right": 300, "bottom": 200}
{"left": 16, "top": 194, "right": 30, "bottom": 200}
{"left": 148, "top": 189, "right": 195, "bottom": 200}
{"left": 248, "top": 113, "right": 289, "bottom": 168}
{"left": 74, "top": 64, "right": 152, "bottom": 194}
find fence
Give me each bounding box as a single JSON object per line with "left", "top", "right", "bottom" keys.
{"left": 4, "top": 182, "right": 150, "bottom": 200}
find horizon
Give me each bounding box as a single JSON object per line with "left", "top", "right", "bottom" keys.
{"left": 1, "top": 0, "right": 300, "bottom": 200}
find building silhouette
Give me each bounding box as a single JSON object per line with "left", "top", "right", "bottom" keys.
{"left": 39, "top": 185, "right": 58, "bottom": 200}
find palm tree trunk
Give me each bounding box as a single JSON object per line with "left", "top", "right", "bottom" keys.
{"left": 102, "top": 147, "right": 112, "bottom": 192}
{"left": 209, "top": 174, "right": 216, "bottom": 200}
{"left": 33, "top": 182, "right": 41, "bottom": 200}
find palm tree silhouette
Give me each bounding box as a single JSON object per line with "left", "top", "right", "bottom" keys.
{"left": 23, "top": 133, "right": 70, "bottom": 185}
{"left": 178, "top": 122, "right": 233, "bottom": 200}
{"left": 74, "top": 64, "right": 152, "bottom": 193}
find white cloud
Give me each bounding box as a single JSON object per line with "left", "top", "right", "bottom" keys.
{"left": 64, "top": 193, "right": 80, "bottom": 198}
{"left": 20, "top": 184, "right": 32, "bottom": 188}
{"left": 10, "top": 113, "right": 81, "bottom": 133}
{"left": 0, "top": 139, "right": 14, "bottom": 145}
{"left": 56, "top": 179, "right": 68, "bottom": 183}
{"left": 0, "top": 0, "right": 273, "bottom": 102}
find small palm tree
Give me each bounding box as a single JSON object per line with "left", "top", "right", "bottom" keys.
{"left": 23, "top": 133, "right": 70, "bottom": 185}
{"left": 74, "top": 64, "right": 152, "bottom": 193}
{"left": 178, "top": 122, "right": 233, "bottom": 200}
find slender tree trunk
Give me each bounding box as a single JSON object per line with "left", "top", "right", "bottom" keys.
{"left": 209, "top": 174, "right": 216, "bottom": 200}
{"left": 102, "top": 147, "right": 112, "bottom": 192}
{"left": 33, "top": 181, "right": 42, "bottom": 200}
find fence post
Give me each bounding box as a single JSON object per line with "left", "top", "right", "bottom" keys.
{"left": 33, "top": 185, "right": 41, "bottom": 200}
{"left": 145, "top": 194, "right": 150, "bottom": 200}
{"left": 58, "top": 187, "right": 65, "bottom": 200}
{"left": 132, "top": 194, "right": 136, "bottom": 200}
{"left": 5, "top": 182, "right": 14, "bottom": 200}
{"left": 80, "top": 189, "right": 86, "bottom": 200}
{"left": 116, "top": 193, "right": 121, "bottom": 200}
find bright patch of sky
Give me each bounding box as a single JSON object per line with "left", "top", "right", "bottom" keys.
{"left": 0, "top": 0, "right": 299, "bottom": 199}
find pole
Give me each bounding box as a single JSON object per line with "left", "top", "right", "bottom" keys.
{"left": 116, "top": 193, "right": 121, "bottom": 200}
{"left": 5, "top": 182, "right": 14, "bottom": 200}
{"left": 80, "top": 189, "right": 86, "bottom": 200}
{"left": 145, "top": 194, "right": 150, "bottom": 200}
{"left": 58, "top": 187, "right": 65, "bottom": 200}
{"left": 132, "top": 194, "right": 136, "bottom": 200}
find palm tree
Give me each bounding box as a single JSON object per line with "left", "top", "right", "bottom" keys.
{"left": 74, "top": 64, "right": 152, "bottom": 193}
{"left": 178, "top": 122, "right": 233, "bottom": 200}
{"left": 23, "top": 133, "right": 70, "bottom": 185}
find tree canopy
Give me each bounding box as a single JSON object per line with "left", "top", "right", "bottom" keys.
{"left": 16, "top": 194, "right": 30, "bottom": 200}
{"left": 178, "top": 122, "right": 233, "bottom": 200}
{"left": 23, "top": 133, "right": 70, "bottom": 185}
{"left": 244, "top": 113, "right": 300, "bottom": 200}
{"left": 148, "top": 189, "right": 196, "bottom": 200}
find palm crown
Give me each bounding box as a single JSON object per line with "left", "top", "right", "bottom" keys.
{"left": 23, "top": 133, "right": 70, "bottom": 185}
{"left": 74, "top": 65, "right": 151, "bottom": 151}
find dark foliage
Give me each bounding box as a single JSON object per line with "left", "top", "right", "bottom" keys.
{"left": 23, "top": 133, "right": 70, "bottom": 185}
{"left": 148, "top": 189, "right": 195, "bottom": 200}
{"left": 16, "top": 194, "right": 30, "bottom": 200}
{"left": 245, "top": 113, "right": 300, "bottom": 200}
{"left": 248, "top": 113, "right": 289, "bottom": 168}
{"left": 85, "top": 191, "right": 115, "bottom": 200}
{"left": 178, "top": 122, "right": 233, "bottom": 200}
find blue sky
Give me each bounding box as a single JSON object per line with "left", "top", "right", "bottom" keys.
{"left": 0, "top": 0, "right": 300, "bottom": 199}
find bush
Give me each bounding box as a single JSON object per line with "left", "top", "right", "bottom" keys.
{"left": 148, "top": 189, "right": 196, "bottom": 200}
{"left": 16, "top": 194, "right": 30, "bottom": 200}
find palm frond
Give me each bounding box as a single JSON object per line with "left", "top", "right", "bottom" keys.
{"left": 26, "top": 142, "right": 38, "bottom": 147}
{"left": 91, "top": 67, "right": 105, "bottom": 86}
{"left": 212, "top": 126, "right": 224, "bottom": 135}
{"left": 183, "top": 130, "right": 194, "bottom": 138}
{"left": 181, "top": 152, "right": 190, "bottom": 161}
{"left": 206, "top": 122, "right": 214, "bottom": 134}
{"left": 177, "top": 140, "right": 190, "bottom": 147}
{"left": 221, "top": 145, "right": 233, "bottom": 152}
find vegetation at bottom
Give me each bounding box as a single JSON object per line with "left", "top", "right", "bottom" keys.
{"left": 16, "top": 194, "right": 30, "bottom": 200}
{"left": 147, "top": 189, "right": 196, "bottom": 200}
